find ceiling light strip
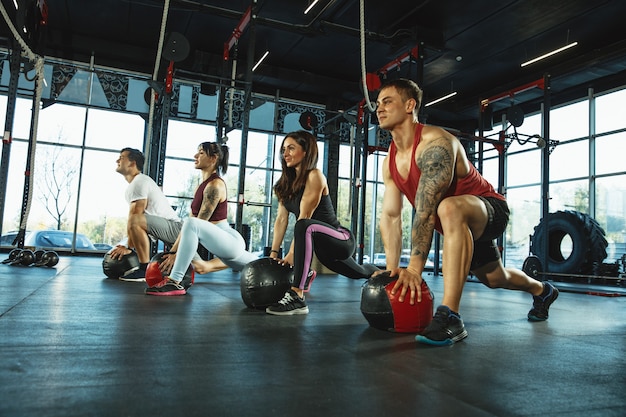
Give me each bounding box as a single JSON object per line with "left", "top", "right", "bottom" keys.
{"left": 425, "top": 91, "right": 457, "bottom": 107}
{"left": 252, "top": 50, "right": 270, "bottom": 72}
{"left": 304, "top": 0, "right": 321, "bottom": 15}
{"left": 521, "top": 42, "right": 578, "bottom": 67}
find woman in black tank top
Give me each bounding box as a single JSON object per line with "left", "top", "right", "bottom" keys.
{"left": 265, "top": 131, "right": 379, "bottom": 316}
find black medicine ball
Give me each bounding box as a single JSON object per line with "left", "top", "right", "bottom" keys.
{"left": 102, "top": 248, "right": 140, "bottom": 279}
{"left": 240, "top": 258, "right": 294, "bottom": 309}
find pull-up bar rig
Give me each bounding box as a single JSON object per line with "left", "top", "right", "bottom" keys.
{"left": 478, "top": 77, "right": 558, "bottom": 154}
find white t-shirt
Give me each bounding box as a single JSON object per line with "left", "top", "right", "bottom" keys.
{"left": 125, "top": 174, "right": 178, "bottom": 221}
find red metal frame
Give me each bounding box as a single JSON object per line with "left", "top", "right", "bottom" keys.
{"left": 165, "top": 61, "right": 175, "bottom": 94}
{"left": 378, "top": 46, "right": 419, "bottom": 75}
{"left": 480, "top": 78, "right": 545, "bottom": 111}
{"left": 37, "top": 0, "right": 48, "bottom": 25}
{"left": 223, "top": 6, "right": 252, "bottom": 61}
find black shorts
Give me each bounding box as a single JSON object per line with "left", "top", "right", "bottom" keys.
{"left": 470, "top": 197, "right": 510, "bottom": 271}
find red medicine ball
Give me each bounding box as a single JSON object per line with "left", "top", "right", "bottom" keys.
{"left": 360, "top": 271, "right": 434, "bottom": 333}
{"left": 145, "top": 252, "right": 194, "bottom": 289}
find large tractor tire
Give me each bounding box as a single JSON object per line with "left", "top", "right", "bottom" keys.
{"left": 530, "top": 210, "right": 607, "bottom": 275}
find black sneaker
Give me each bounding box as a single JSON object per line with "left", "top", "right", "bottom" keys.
{"left": 145, "top": 278, "right": 186, "bottom": 296}
{"left": 119, "top": 268, "right": 145, "bottom": 282}
{"left": 180, "top": 273, "right": 194, "bottom": 290}
{"left": 266, "top": 289, "right": 309, "bottom": 315}
{"left": 415, "top": 306, "right": 468, "bottom": 346}
{"left": 528, "top": 282, "right": 559, "bottom": 321}
{"left": 303, "top": 270, "right": 317, "bottom": 293}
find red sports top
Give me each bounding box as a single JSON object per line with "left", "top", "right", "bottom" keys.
{"left": 191, "top": 173, "right": 228, "bottom": 221}
{"left": 388, "top": 124, "right": 504, "bottom": 232}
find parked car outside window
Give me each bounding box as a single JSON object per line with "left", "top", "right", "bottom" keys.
{"left": 0, "top": 230, "right": 97, "bottom": 251}
{"left": 93, "top": 243, "right": 113, "bottom": 251}
{"left": 373, "top": 253, "right": 386, "bottom": 267}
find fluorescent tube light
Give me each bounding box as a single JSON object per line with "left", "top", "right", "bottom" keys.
{"left": 425, "top": 91, "right": 457, "bottom": 107}
{"left": 521, "top": 42, "right": 578, "bottom": 67}
{"left": 252, "top": 51, "right": 269, "bottom": 72}
{"left": 305, "top": 0, "right": 320, "bottom": 15}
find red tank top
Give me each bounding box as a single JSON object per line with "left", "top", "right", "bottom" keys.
{"left": 191, "top": 173, "right": 228, "bottom": 221}
{"left": 388, "top": 124, "right": 504, "bottom": 232}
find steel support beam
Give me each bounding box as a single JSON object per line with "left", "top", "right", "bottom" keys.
{"left": 0, "top": 45, "right": 22, "bottom": 242}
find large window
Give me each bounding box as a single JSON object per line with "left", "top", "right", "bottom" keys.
{"left": 1, "top": 57, "right": 625, "bottom": 277}
{"left": 594, "top": 88, "right": 626, "bottom": 263}
{"left": 596, "top": 175, "right": 626, "bottom": 262}
{"left": 596, "top": 88, "right": 626, "bottom": 133}
{"left": 595, "top": 132, "right": 626, "bottom": 175}
{"left": 500, "top": 88, "right": 626, "bottom": 270}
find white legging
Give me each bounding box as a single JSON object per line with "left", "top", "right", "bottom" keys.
{"left": 170, "top": 217, "right": 257, "bottom": 282}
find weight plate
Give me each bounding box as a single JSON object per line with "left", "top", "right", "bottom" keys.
{"left": 299, "top": 111, "right": 318, "bottom": 130}
{"left": 507, "top": 105, "right": 525, "bottom": 127}
{"left": 162, "top": 32, "right": 190, "bottom": 62}
{"left": 522, "top": 255, "right": 543, "bottom": 279}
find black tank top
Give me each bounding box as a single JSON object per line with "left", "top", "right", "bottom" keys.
{"left": 282, "top": 191, "right": 341, "bottom": 229}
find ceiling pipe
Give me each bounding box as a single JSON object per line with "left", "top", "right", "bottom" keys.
{"left": 167, "top": 0, "right": 397, "bottom": 41}
{"left": 173, "top": 0, "right": 339, "bottom": 32}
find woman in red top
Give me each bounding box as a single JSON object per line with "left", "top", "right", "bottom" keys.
{"left": 146, "top": 142, "right": 256, "bottom": 296}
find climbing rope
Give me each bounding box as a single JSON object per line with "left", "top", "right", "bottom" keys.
{"left": 359, "top": 0, "right": 376, "bottom": 112}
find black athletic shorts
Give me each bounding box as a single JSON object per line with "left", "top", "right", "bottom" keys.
{"left": 470, "top": 197, "right": 510, "bottom": 271}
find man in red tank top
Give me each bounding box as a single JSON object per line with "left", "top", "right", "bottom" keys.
{"left": 375, "top": 78, "right": 558, "bottom": 346}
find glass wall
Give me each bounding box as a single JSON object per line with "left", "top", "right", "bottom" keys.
{"left": 500, "top": 88, "right": 626, "bottom": 269}
{"left": 593, "top": 89, "right": 626, "bottom": 263}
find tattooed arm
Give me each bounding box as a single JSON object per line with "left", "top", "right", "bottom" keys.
{"left": 166, "top": 178, "right": 226, "bottom": 258}
{"left": 196, "top": 179, "right": 227, "bottom": 221}
{"left": 409, "top": 135, "right": 455, "bottom": 267}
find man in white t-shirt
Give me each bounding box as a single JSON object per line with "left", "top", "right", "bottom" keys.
{"left": 109, "top": 148, "right": 183, "bottom": 281}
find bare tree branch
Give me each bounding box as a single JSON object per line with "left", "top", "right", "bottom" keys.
{"left": 36, "top": 136, "right": 78, "bottom": 229}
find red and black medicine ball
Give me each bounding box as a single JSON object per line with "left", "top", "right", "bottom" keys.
{"left": 145, "top": 251, "right": 194, "bottom": 289}
{"left": 360, "top": 271, "right": 434, "bottom": 333}
{"left": 240, "top": 257, "right": 294, "bottom": 309}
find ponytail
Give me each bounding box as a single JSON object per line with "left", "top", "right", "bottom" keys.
{"left": 200, "top": 142, "right": 229, "bottom": 175}
{"left": 218, "top": 144, "right": 229, "bottom": 174}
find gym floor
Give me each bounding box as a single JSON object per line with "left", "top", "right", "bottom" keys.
{"left": 1, "top": 255, "right": 624, "bottom": 417}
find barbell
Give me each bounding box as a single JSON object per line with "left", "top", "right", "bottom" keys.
{"left": 522, "top": 255, "right": 623, "bottom": 281}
